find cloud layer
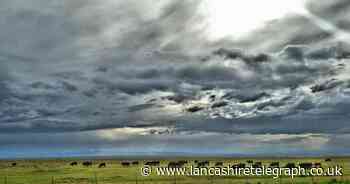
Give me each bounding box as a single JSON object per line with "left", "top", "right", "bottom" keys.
{"left": 1, "top": 0, "right": 350, "bottom": 157}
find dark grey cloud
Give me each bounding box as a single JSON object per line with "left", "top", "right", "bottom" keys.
{"left": 0, "top": 1, "right": 81, "bottom": 63}
{"left": 2, "top": 42, "right": 350, "bottom": 134}
{"left": 307, "top": 0, "right": 350, "bottom": 31}
{"left": 2, "top": 0, "right": 350, "bottom": 157}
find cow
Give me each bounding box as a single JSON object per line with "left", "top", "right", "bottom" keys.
{"left": 325, "top": 158, "right": 332, "bottom": 162}
{"left": 252, "top": 162, "right": 262, "bottom": 168}
{"left": 215, "top": 162, "right": 224, "bottom": 167}
{"left": 83, "top": 161, "right": 93, "bottom": 167}
{"left": 11, "top": 162, "right": 17, "bottom": 167}
{"left": 285, "top": 163, "right": 296, "bottom": 169}
{"left": 132, "top": 161, "right": 139, "bottom": 165}
{"left": 121, "top": 162, "right": 130, "bottom": 167}
{"left": 197, "top": 161, "right": 209, "bottom": 168}
{"left": 145, "top": 161, "right": 160, "bottom": 166}
{"left": 314, "top": 163, "right": 322, "bottom": 168}
{"left": 70, "top": 162, "right": 78, "bottom": 166}
{"left": 98, "top": 163, "right": 106, "bottom": 168}
{"left": 233, "top": 163, "right": 246, "bottom": 169}
{"left": 299, "top": 163, "right": 313, "bottom": 169}
{"left": 247, "top": 160, "right": 254, "bottom": 164}
{"left": 270, "top": 162, "right": 279, "bottom": 168}
{"left": 178, "top": 160, "right": 188, "bottom": 165}
{"left": 168, "top": 162, "right": 183, "bottom": 168}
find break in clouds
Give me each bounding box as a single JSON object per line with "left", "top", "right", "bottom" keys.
{"left": 1, "top": 0, "right": 350, "bottom": 157}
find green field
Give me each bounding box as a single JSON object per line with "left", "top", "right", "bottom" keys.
{"left": 0, "top": 157, "right": 349, "bottom": 184}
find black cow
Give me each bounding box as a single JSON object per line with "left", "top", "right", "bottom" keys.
{"left": 285, "top": 163, "right": 296, "bottom": 169}
{"left": 12, "top": 163, "right": 17, "bottom": 167}
{"left": 325, "top": 158, "right": 332, "bottom": 162}
{"left": 178, "top": 160, "right": 188, "bottom": 165}
{"left": 270, "top": 162, "right": 279, "bottom": 168}
{"left": 215, "top": 162, "right": 224, "bottom": 167}
{"left": 168, "top": 162, "right": 183, "bottom": 168}
{"left": 233, "top": 163, "right": 246, "bottom": 169}
{"left": 83, "top": 161, "right": 93, "bottom": 167}
{"left": 252, "top": 162, "right": 262, "bottom": 168}
{"left": 197, "top": 161, "right": 209, "bottom": 168}
{"left": 132, "top": 161, "right": 139, "bottom": 165}
{"left": 98, "top": 163, "right": 106, "bottom": 168}
{"left": 145, "top": 161, "right": 160, "bottom": 166}
{"left": 247, "top": 160, "right": 254, "bottom": 164}
{"left": 299, "top": 163, "right": 313, "bottom": 169}
{"left": 314, "top": 163, "right": 322, "bottom": 168}
{"left": 121, "top": 162, "right": 130, "bottom": 167}
{"left": 70, "top": 162, "right": 78, "bottom": 166}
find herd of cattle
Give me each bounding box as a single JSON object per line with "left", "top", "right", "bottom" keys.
{"left": 7, "top": 158, "right": 334, "bottom": 169}
{"left": 59, "top": 158, "right": 334, "bottom": 169}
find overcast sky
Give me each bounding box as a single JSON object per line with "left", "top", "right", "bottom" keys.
{"left": 1, "top": 0, "right": 350, "bottom": 158}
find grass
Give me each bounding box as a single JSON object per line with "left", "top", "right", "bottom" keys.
{"left": 0, "top": 157, "right": 349, "bottom": 184}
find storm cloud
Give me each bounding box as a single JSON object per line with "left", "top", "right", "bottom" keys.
{"left": 1, "top": 0, "right": 350, "bottom": 157}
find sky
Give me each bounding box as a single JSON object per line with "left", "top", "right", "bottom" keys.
{"left": 1, "top": 0, "right": 350, "bottom": 158}
{"left": 204, "top": 0, "right": 307, "bottom": 40}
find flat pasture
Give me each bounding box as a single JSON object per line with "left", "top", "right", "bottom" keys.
{"left": 0, "top": 157, "right": 349, "bottom": 184}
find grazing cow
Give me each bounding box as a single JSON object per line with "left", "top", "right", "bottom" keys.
{"left": 121, "top": 162, "right": 130, "bottom": 167}
{"left": 270, "top": 162, "right": 279, "bottom": 168}
{"left": 12, "top": 163, "right": 17, "bottom": 167}
{"left": 247, "top": 160, "right": 254, "bottom": 164}
{"left": 233, "top": 163, "right": 246, "bottom": 169}
{"left": 299, "top": 163, "right": 313, "bottom": 169}
{"left": 145, "top": 161, "right": 160, "bottom": 166}
{"left": 83, "top": 161, "right": 93, "bottom": 167}
{"left": 197, "top": 161, "right": 210, "bottom": 168}
{"left": 178, "top": 160, "right": 188, "bottom": 165}
{"left": 70, "top": 162, "right": 78, "bottom": 166}
{"left": 252, "top": 162, "right": 262, "bottom": 168}
{"left": 168, "top": 162, "right": 183, "bottom": 168}
{"left": 98, "top": 163, "right": 106, "bottom": 168}
{"left": 215, "top": 162, "right": 224, "bottom": 167}
{"left": 285, "top": 163, "right": 296, "bottom": 169}
{"left": 132, "top": 161, "right": 139, "bottom": 165}
{"left": 325, "top": 158, "right": 332, "bottom": 162}
{"left": 314, "top": 163, "right": 322, "bottom": 168}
